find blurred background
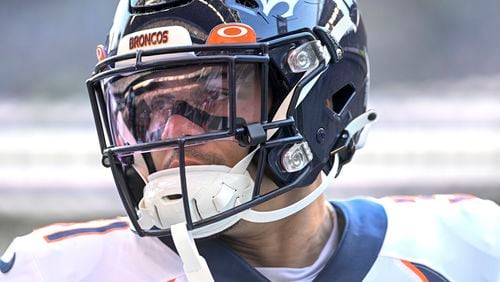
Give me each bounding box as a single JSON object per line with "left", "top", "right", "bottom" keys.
{"left": 1, "top": 0, "right": 499, "bottom": 252}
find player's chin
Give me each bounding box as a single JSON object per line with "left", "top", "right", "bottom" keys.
{"left": 167, "top": 158, "right": 205, "bottom": 168}
{"left": 219, "top": 217, "right": 258, "bottom": 240}
{"left": 159, "top": 146, "right": 232, "bottom": 169}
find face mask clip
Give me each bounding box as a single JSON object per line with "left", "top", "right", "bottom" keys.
{"left": 237, "top": 123, "right": 267, "bottom": 146}
{"left": 313, "top": 26, "right": 344, "bottom": 63}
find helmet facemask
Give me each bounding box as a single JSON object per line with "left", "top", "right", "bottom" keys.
{"left": 106, "top": 62, "right": 267, "bottom": 237}
{"left": 87, "top": 32, "right": 332, "bottom": 237}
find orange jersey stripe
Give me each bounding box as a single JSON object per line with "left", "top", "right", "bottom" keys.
{"left": 401, "top": 260, "right": 429, "bottom": 282}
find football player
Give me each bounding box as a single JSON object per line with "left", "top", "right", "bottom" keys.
{"left": 1, "top": 0, "right": 499, "bottom": 281}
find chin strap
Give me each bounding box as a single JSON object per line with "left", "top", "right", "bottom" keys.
{"left": 171, "top": 223, "right": 214, "bottom": 282}
{"left": 345, "top": 110, "right": 378, "bottom": 149}
{"left": 240, "top": 154, "right": 339, "bottom": 223}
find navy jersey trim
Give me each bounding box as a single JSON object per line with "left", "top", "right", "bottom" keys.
{"left": 44, "top": 221, "right": 129, "bottom": 242}
{"left": 0, "top": 253, "right": 15, "bottom": 274}
{"left": 160, "top": 236, "right": 269, "bottom": 281}
{"left": 414, "top": 262, "right": 450, "bottom": 282}
{"left": 160, "top": 198, "right": 388, "bottom": 281}
{"left": 314, "top": 199, "right": 387, "bottom": 281}
{"left": 199, "top": 239, "right": 270, "bottom": 282}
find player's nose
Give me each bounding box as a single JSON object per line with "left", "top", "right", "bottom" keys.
{"left": 161, "top": 114, "right": 206, "bottom": 140}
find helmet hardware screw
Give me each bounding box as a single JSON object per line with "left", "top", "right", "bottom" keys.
{"left": 102, "top": 156, "right": 111, "bottom": 167}
{"left": 336, "top": 48, "right": 343, "bottom": 58}
{"left": 316, "top": 128, "right": 327, "bottom": 144}
{"left": 368, "top": 112, "right": 378, "bottom": 121}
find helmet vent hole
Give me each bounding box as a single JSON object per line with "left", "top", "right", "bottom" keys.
{"left": 329, "top": 85, "right": 355, "bottom": 114}
{"left": 235, "top": 0, "right": 259, "bottom": 9}
{"left": 164, "top": 194, "right": 182, "bottom": 200}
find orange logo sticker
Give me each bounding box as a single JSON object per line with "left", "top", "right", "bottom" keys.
{"left": 96, "top": 45, "right": 107, "bottom": 62}
{"left": 207, "top": 23, "right": 256, "bottom": 44}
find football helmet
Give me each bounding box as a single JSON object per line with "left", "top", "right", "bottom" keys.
{"left": 87, "top": 0, "right": 375, "bottom": 239}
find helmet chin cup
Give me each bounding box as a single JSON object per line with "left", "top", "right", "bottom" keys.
{"left": 137, "top": 149, "right": 257, "bottom": 238}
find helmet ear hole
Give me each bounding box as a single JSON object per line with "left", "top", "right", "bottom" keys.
{"left": 164, "top": 194, "right": 183, "bottom": 200}
{"left": 329, "top": 84, "right": 355, "bottom": 115}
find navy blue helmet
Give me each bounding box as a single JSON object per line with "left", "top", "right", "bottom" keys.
{"left": 86, "top": 0, "right": 375, "bottom": 238}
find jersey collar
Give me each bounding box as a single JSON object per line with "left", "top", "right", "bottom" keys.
{"left": 159, "top": 198, "right": 388, "bottom": 281}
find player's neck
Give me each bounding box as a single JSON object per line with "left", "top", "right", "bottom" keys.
{"left": 223, "top": 187, "right": 334, "bottom": 268}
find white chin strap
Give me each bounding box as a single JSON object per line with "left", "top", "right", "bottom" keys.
{"left": 346, "top": 110, "right": 377, "bottom": 150}
{"left": 240, "top": 154, "right": 339, "bottom": 223}
{"left": 171, "top": 223, "right": 214, "bottom": 282}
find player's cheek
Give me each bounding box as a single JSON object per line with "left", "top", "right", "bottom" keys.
{"left": 237, "top": 91, "right": 262, "bottom": 122}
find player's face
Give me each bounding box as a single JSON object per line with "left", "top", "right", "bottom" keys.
{"left": 106, "top": 63, "right": 262, "bottom": 174}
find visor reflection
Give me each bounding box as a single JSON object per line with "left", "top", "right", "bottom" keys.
{"left": 105, "top": 64, "right": 261, "bottom": 146}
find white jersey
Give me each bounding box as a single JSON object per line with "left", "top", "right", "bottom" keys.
{"left": 1, "top": 195, "right": 499, "bottom": 281}
{"left": 0, "top": 218, "right": 188, "bottom": 282}
{"left": 367, "top": 194, "right": 500, "bottom": 282}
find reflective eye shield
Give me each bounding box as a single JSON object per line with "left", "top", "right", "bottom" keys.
{"left": 87, "top": 30, "right": 330, "bottom": 159}
{"left": 105, "top": 64, "right": 257, "bottom": 145}
{"left": 88, "top": 43, "right": 271, "bottom": 155}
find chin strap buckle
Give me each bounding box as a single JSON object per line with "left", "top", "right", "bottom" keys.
{"left": 331, "top": 110, "right": 378, "bottom": 176}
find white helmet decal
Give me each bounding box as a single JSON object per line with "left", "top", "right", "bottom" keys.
{"left": 325, "top": 0, "right": 358, "bottom": 42}
{"left": 258, "top": 0, "right": 299, "bottom": 17}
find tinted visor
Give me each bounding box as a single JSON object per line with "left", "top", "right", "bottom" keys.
{"left": 104, "top": 63, "right": 261, "bottom": 147}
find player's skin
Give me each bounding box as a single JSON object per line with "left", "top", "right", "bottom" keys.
{"left": 223, "top": 175, "right": 333, "bottom": 268}
{"left": 127, "top": 65, "right": 334, "bottom": 268}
